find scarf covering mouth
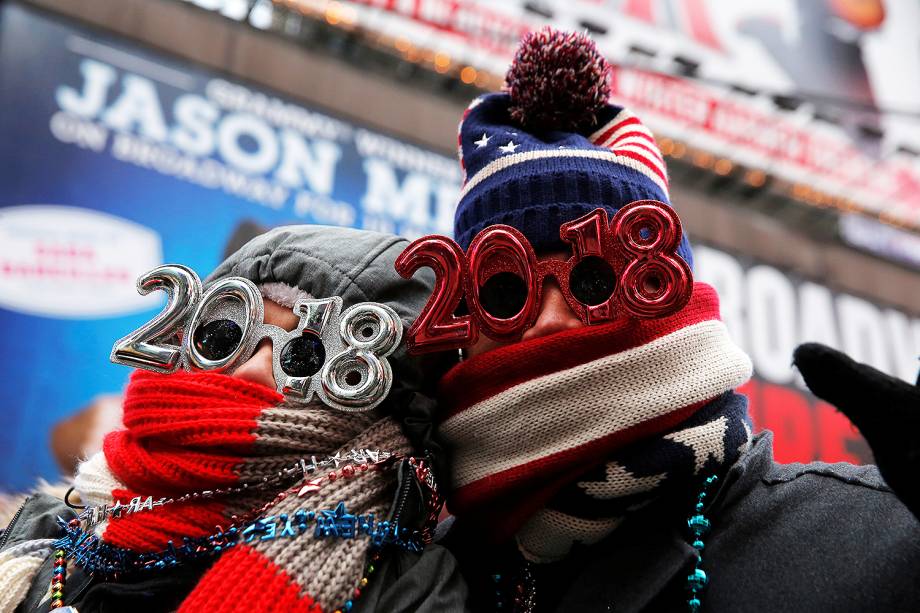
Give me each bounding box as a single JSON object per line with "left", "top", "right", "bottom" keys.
{"left": 74, "top": 370, "right": 412, "bottom": 613}
{"left": 437, "top": 282, "right": 753, "bottom": 548}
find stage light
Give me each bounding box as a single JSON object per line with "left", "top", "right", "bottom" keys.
{"left": 714, "top": 158, "right": 733, "bottom": 176}
{"left": 434, "top": 52, "right": 451, "bottom": 73}
{"left": 658, "top": 138, "right": 674, "bottom": 156}
{"left": 324, "top": 2, "right": 344, "bottom": 26}
{"left": 394, "top": 37, "right": 411, "bottom": 53}
{"left": 744, "top": 170, "right": 766, "bottom": 188}
{"left": 692, "top": 151, "right": 713, "bottom": 168}
{"left": 460, "top": 66, "right": 477, "bottom": 84}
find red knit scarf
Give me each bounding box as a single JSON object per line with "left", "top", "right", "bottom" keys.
{"left": 100, "top": 371, "right": 283, "bottom": 551}
{"left": 75, "top": 370, "right": 411, "bottom": 612}
{"left": 437, "top": 283, "right": 752, "bottom": 545}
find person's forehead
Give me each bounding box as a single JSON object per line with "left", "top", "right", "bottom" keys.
{"left": 262, "top": 298, "right": 299, "bottom": 332}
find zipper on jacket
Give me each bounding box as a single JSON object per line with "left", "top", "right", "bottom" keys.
{"left": 390, "top": 460, "right": 415, "bottom": 526}
{"left": 0, "top": 497, "right": 29, "bottom": 550}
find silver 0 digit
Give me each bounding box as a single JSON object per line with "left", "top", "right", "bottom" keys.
{"left": 183, "top": 277, "right": 263, "bottom": 372}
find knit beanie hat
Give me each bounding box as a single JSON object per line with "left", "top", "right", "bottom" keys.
{"left": 453, "top": 28, "right": 693, "bottom": 268}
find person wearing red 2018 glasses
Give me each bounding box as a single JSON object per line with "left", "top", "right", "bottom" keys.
{"left": 398, "top": 28, "right": 920, "bottom": 613}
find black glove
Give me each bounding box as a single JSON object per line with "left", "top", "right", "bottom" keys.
{"left": 793, "top": 342, "right": 920, "bottom": 520}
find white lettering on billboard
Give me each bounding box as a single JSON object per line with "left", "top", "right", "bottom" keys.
{"left": 745, "top": 265, "right": 798, "bottom": 384}
{"left": 275, "top": 131, "right": 342, "bottom": 196}
{"left": 50, "top": 58, "right": 461, "bottom": 236}
{"left": 102, "top": 74, "right": 169, "bottom": 141}
{"left": 55, "top": 59, "right": 116, "bottom": 118}
{"left": 695, "top": 245, "right": 920, "bottom": 385}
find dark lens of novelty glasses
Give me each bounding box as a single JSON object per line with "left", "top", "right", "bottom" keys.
{"left": 569, "top": 256, "right": 616, "bottom": 306}
{"left": 280, "top": 332, "right": 326, "bottom": 377}
{"left": 193, "top": 319, "right": 244, "bottom": 361}
{"left": 478, "top": 272, "right": 529, "bottom": 319}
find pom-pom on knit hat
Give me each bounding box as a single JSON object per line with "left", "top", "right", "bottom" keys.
{"left": 454, "top": 27, "right": 693, "bottom": 268}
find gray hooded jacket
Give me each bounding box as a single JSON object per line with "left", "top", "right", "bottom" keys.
{"left": 1, "top": 225, "right": 468, "bottom": 613}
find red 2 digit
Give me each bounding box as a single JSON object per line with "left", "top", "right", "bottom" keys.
{"left": 395, "top": 236, "right": 476, "bottom": 354}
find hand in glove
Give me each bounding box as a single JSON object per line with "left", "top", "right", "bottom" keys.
{"left": 793, "top": 342, "right": 920, "bottom": 520}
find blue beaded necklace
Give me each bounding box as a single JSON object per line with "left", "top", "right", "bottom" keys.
{"left": 493, "top": 473, "right": 721, "bottom": 613}
{"left": 686, "top": 474, "right": 719, "bottom": 612}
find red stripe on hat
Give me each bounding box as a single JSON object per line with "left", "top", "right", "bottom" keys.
{"left": 611, "top": 145, "right": 667, "bottom": 178}
{"left": 614, "top": 139, "right": 664, "bottom": 163}
{"left": 615, "top": 148, "right": 668, "bottom": 184}
{"left": 439, "top": 283, "right": 720, "bottom": 419}
{"left": 179, "top": 545, "right": 323, "bottom": 613}
{"left": 592, "top": 116, "right": 641, "bottom": 145}
{"left": 606, "top": 129, "right": 657, "bottom": 148}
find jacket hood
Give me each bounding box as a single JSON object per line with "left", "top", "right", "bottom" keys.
{"left": 206, "top": 225, "right": 442, "bottom": 461}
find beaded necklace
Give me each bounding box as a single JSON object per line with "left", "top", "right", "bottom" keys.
{"left": 53, "top": 500, "right": 423, "bottom": 575}
{"left": 686, "top": 474, "right": 719, "bottom": 612}
{"left": 66, "top": 448, "right": 397, "bottom": 526}
{"left": 49, "top": 451, "right": 443, "bottom": 613}
{"left": 50, "top": 531, "right": 387, "bottom": 613}
{"left": 492, "top": 474, "right": 720, "bottom": 613}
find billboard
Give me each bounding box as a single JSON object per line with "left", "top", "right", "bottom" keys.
{"left": 694, "top": 244, "right": 920, "bottom": 464}
{"left": 319, "top": 0, "right": 920, "bottom": 230}
{"left": 0, "top": 1, "right": 459, "bottom": 491}
{"left": 1, "top": 1, "right": 917, "bottom": 492}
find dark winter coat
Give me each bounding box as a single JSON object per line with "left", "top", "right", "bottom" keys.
{"left": 6, "top": 430, "right": 918, "bottom": 612}
{"left": 444, "top": 431, "right": 920, "bottom": 612}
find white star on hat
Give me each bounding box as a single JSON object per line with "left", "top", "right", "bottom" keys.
{"left": 499, "top": 140, "right": 519, "bottom": 154}
{"left": 474, "top": 133, "right": 491, "bottom": 148}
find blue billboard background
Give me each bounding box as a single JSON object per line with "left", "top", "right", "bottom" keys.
{"left": 0, "top": 1, "right": 460, "bottom": 491}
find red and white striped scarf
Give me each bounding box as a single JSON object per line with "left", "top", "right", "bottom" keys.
{"left": 437, "top": 283, "right": 752, "bottom": 557}
{"left": 74, "top": 370, "right": 411, "bottom": 612}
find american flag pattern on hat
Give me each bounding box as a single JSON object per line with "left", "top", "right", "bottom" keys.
{"left": 451, "top": 93, "right": 692, "bottom": 265}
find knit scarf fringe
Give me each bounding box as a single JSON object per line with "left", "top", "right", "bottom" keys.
{"left": 0, "top": 539, "right": 55, "bottom": 613}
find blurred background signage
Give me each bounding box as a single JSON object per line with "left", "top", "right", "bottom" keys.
{"left": 311, "top": 0, "right": 920, "bottom": 232}
{"left": 1, "top": 0, "right": 919, "bottom": 490}
{"left": 0, "top": 1, "right": 458, "bottom": 490}
{"left": 695, "top": 244, "right": 918, "bottom": 464}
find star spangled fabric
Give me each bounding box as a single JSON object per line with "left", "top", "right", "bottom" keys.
{"left": 453, "top": 94, "right": 693, "bottom": 266}
{"left": 518, "top": 393, "right": 751, "bottom": 562}
{"left": 436, "top": 283, "right": 752, "bottom": 555}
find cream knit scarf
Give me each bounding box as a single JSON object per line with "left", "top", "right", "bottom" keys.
{"left": 437, "top": 283, "right": 753, "bottom": 562}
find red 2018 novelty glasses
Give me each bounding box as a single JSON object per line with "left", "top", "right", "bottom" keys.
{"left": 395, "top": 200, "right": 693, "bottom": 354}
